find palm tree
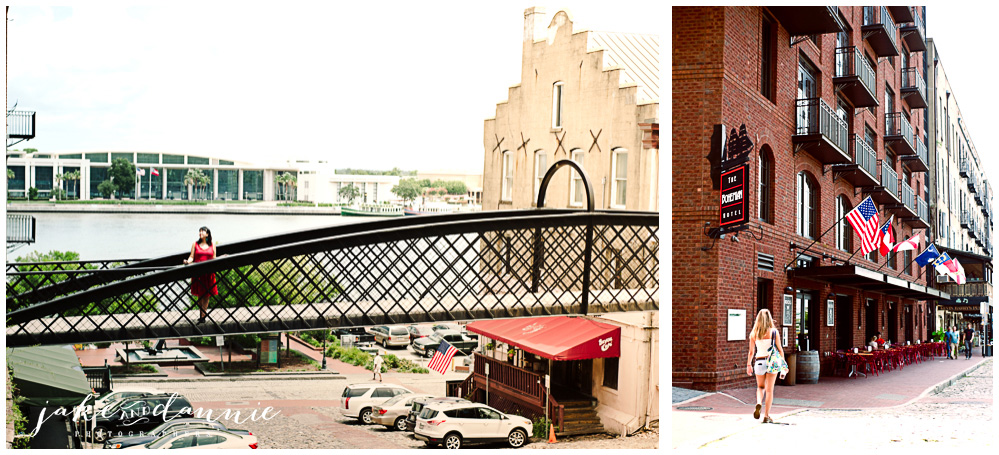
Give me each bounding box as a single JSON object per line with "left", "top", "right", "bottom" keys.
{"left": 197, "top": 173, "right": 210, "bottom": 200}
{"left": 286, "top": 173, "right": 297, "bottom": 201}
{"left": 68, "top": 170, "right": 81, "bottom": 199}
{"left": 54, "top": 173, "right": 64, "bottom": 200}
{"left": 183, "top": 169, "right": 201, "bottom": 200}
{"left": 7, "top": 168, "right": 15, "bottom": 198}
{"left": 275, "top": 173, "right": 287, "bottom": 201}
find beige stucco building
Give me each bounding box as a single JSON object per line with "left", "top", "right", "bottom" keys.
{"left": 482, "top": 8, "right": 659, "bottom": 212}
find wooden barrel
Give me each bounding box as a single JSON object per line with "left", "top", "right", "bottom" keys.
{"left": 796, "top": 351, "right": 820, "bottom": 384}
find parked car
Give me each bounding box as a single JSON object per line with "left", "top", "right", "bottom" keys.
{"left": 125, "top": 428, "right": 258, "bottom": 449}
{"left": 91, "top": 386, "right": 165, "bottom": 415}
{"left": 84, "top": 394, "right": 195, "bottom": 443}
{"left": 414, "top": 402, "right": 533, "bottom": 449}
{"left": 432, "top": 323, "right": 479, "bottom": 341}
{"left": 334, "top": 327, "right": 375, "bottom": 346}
{"left": 403, "top": 397, "right": 468, "bottom": 432}
{"left": 339, "top": 383, "right": 413, "bottom": 424}
{"left": 407, "top": 325, "right": 435, "bottom": 346}
{"left": 412, "top": 330, "right": 478, "bottom": 357}
{"left": 369, "top": 325, "right": 411, "bottom": 348}
{"left": 371, "top": 393, "right": 434, "bottom": 431}
{"left": 104, "top": 418, "right": 251, "bottom": 449}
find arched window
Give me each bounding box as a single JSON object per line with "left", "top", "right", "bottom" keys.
{"left": 758, "top": 146, "right": 775, "bottom": 224}
{"left": 836, "top": 195, "right": 853, "bottom": 252}
{"left": 569, "top": 149, "right": 585, "bottom": 206}
{"left": 796, "top": 171, "right": 818, "bottom": 238}
{"left": 501, "top": 151, "right": 513, "bottom": 201}
{"left": 611, "top": 148, "right": 628, "bottom": 209}
{"left": 552, "top": 82, "right": 565, "bottom": 129}
{"left": 534, "top": 150, "right": 547, "bottom": 202}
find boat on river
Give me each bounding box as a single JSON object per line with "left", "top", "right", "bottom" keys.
{"left": 340, "top": 203, "right": 404, "bottom": 217}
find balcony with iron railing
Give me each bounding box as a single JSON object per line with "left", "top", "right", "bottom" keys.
{"left": 969, "top": 217, "right": 978, "bottom": 239}
{"left": 901, "top": 68, "right": 927, "bottom": 109}
{"left": 961, "top": 210, "right": 971, "bottom": 228}
{"left": 793, "top": 98, "right": 851, "bottom": 164}
{"left": 868, "top": 160, "right": 900, "bottom": 205}
{"left": 833, "top": 134, "right": 879, "bottom": 188}
{"left": 916, "top": 196, "right": 929, "bottom": 228}
{"left": 884, "top": 113, "right": 915, "bottom": 155}
{"left": 6, "top": 110, "right": 36, "bottom": 148}
{"left": 834, "top": 47, "right": 879, "bottom": 107}
{"left": 894, "top": 180, "right": 918, "bottom": 219}
{"left": 960, "top": 155, "right": 969, "bottom": 177}
{"left": 902, "top": 137, "right": 928, "bottom": 172}
{"left": 969, "top": 171, "right": 979, "bottom": 194}
{"left": 887, "top": 6, "right": 915, "bottom": 24}
{"left": 937, "top": 281, "right": 992, "bottom": 298}
{"left": 900, "top": 8, "right": 926, "bottom": 52}
{"left": 863, "top": 6, "right": 899, "bottom": 57}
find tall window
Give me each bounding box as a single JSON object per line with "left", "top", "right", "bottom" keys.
{"left": 501, "top": 151, "right": 513, "bottom": 201}
{"left": 760, "top": 12, "right": 776, "bottom": 102}
{"left": 534, "top": 150, "right": 547, "bottom": 202}
{"left": 570, "top": 149, "right": 585, "bottom": 206}
{"left": 611, "top": 149, "right": 628, "bottom": 208}
{"left": 904, "top": 249, "right": 912, "bottom": 275}
{"left": 758, "top": 147, "right": 774, "bottom": 224}
{"left": 836, "top": 196, "right": 853, "bottom": 252}
{"left": 552, "top": 82, "right": 564, "bottom": 128}
{"left": 797, "top": 172, "right": 817, "bottom": 238}
{"left": 602, "top": 357, "right": 619, "bottom": 390}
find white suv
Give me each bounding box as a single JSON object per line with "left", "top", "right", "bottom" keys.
{"left": 414, "top": 402, "right": 533, "bottom": 449}
{"left": 339, "top": 383, "right": 413, "bottom": 424}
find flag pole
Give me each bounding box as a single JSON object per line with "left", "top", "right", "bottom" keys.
{"left": 784, "top": 212, "right": 849, "bottom": 270}
{"left": 894, "top": 255, "right": 919, "bottom": 278}
{"left": 844, "top": 245, "right": 863, "bottom": 265}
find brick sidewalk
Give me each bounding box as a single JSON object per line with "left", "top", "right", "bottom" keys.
{"left": 676, "top": 356, "right": 989, "bottom": 415}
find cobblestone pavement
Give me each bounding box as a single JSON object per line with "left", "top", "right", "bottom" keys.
{"left": 122, "top": 373, "right": 659, "bottom": 449}
{"left": 696, "top": 359, "right": 994, "bottom": 449}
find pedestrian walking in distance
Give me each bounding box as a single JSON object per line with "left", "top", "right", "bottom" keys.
{"left": 373, "top": 351, "right": 384, "bottom": 382}
{"left": 183, "top": 226, "right": 218, "bottom": 324}
{"left": 746, "top": 309, "right": 788, "bottom": 424}
{"left": 950, "top": 326, "right": 960, "bottom": 359}
{"left": 963, "top": 323, "right": 976, "bottom": 359}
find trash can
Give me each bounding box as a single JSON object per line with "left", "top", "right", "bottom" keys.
{"left": 984, "top": 344, "right": 993, "bottom": 357}
{"left": 780, "top": 353, "right": 797, "bottom": 386}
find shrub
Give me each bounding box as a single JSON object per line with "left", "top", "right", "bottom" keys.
{"left": 28, "top": 187, "right": 38, "bottom": 200}
{"left": 532, "top": 417, "right": 551, "bottom": 439}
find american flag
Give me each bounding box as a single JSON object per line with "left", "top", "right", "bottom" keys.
{"left": 427, "top": 340, "right": 459, "bottom": 375}
{"left": 846, "top": 196, "right": 881, "bottom": 255}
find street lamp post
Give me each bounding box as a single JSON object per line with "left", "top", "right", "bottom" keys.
{"left": 321, "top": 330, "right": 328, "bottom": 370}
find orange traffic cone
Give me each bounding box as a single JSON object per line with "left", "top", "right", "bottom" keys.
{"left": 547, "top": 424, "right": 557, "bottom": 444}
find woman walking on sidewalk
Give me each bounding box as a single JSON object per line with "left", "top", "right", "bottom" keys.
{"left": 746, "top": 309, "right": 788, "bottom": 424}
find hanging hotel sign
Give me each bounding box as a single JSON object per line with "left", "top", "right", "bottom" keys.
{"left": 712, "top": 123, "right": 754, "bottom": 229}
{"left": 720, "top": 164, "right": 748, "bottom": 227}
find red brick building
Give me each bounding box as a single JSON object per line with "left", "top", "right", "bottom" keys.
{"left": 673, "top": 6, "right": 944, "bottom": 391}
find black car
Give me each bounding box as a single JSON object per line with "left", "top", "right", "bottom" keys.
{"left": 335, "top": 327, "right": 376, "bottom": 345}
{"left": 407, "top": 325, "right": 435, "bottom": 346}
{"left": 103, "top": 418, "right": 250, "bottom": 449}
{"left": 412, "top": 330, "right": 478, "bottom": 357}
{"left": 403, "top": 397, "right": 468, "bottom": 432}
{"left": 83, "top": 393, "right": 194, "bottom": 443}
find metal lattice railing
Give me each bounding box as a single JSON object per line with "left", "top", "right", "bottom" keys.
{"left": 5, "top": 210, "right": 659, "bottom": 346}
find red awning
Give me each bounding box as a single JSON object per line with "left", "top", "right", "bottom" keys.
{"left": 466, "top": 316, "right": 620, "bottom": 361}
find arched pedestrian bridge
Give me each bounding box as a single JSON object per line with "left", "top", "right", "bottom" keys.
{"left": 6, "top": 209, "right": 658, "bottom": 347}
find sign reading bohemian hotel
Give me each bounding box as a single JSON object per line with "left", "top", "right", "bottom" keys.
{"left": 715, "top": 123, "right": 754, "bottom": 229}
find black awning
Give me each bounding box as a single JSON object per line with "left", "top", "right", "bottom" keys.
{"left": 791, "top": 264, "right": 950, "bottom": 301}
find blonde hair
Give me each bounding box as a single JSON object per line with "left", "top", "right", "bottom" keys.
{"left": 751, "top": 309, "right": 775, "bottom": 340}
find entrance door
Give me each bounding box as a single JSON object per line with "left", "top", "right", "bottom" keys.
{"left": 795, "top": 290, "right": 817, "bottom": 351}
{"left": 865, "top": 299, "right": 878, "bottom": 344}
{"left": 797, "top": 62, "right": 817, "bottom": 134}
{"left": 905, "top": 305, "right": 914, "bottom": 342}
{"left": 836, "top": 295, "right": 853, "bottom": 350}
{"left": 888, "top": 302, "right": 899, "bottom": 344}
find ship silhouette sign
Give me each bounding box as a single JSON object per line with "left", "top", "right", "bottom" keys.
{"left": 717, "top": 124, "right": 753, "bottom": 228}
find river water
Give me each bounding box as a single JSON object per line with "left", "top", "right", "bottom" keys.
{"left": 7, "top": 212, "right": 366, "bottom": 261}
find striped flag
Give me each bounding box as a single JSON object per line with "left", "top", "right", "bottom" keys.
{"left": 151, "top": 168, "right": 160, "bottom": 177}
{"left": 136, "top": 168, "right": 145, "bottom": 177}
{"left": 891, "top": 232, "right": 921, "bottom": 253}
{"left": 933, "top": 252, "right": 958, "bottom": 276}
{"left": 952, "top": 258, "right": 967, "bottom": 284}
{"left": 878, "top": 216, "right": 895, "bottom": 257}
{"left": 846, "top": 196, "right": 881, "bottom": 255}
{"left": 427, "top": 340, "right": 459, "bottom": 375}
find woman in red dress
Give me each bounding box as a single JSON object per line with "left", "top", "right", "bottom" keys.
{"left": 183, "top": 226, "right": 218, "bottom": 323}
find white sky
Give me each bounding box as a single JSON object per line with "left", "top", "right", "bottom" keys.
{"left": 4, "top": 2, "right": 662, "bottom": 174}
{"left": 924, "top": 5, "right": 999, "bottom": 184}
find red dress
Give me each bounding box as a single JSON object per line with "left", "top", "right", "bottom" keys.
{"left": 191, "top": 243, "right": 218, "bottom": 297}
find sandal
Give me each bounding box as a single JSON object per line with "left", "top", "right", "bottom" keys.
{"left": 753, "top": 404, "right": 761, "bottom": 420}
{"left": 762, "top": 416, "right": 773, "bottom": 424}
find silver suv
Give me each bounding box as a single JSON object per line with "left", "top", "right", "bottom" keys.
{"left": 339, "top": 383, "right": 413, "bottom": 424}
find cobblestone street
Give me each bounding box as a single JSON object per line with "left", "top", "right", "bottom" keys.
{"left": 119, "top": 372, "right": 658, "bottom": 449}
{"left": 675, "top": 359, "right": 994, "bottom": 449}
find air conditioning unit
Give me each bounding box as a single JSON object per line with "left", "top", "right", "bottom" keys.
{"left": 936, "top": 274, "right": 953, "bottom": 283}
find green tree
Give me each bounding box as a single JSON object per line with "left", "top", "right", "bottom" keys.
{"left": 97, "top": 180, "right": 116, "bottom": 199}
{"left": 197, "top": 173, "right": 210, "bottom": 200}
{"left": 54, "top": 173, "right": 64, "bottom": 200}
{"left": 28, "top": 187, "right": 38, "bottom": 200}
{"left": 66, "top": 170, "right": 81, "bottom": 199}
{"left": 390, "top": 179, "right": 422, "bottom": 205}
{"left": 23, "top": 148, "right": 38, "bottom": 153}
{"left": 7, "top": 168, "right": 14, "bottom": 198}
{"left": 108, "top": 158, "right": 136, "bottom": 198}
{"left": 338, "top": 183, "right": 361, "bottom": 205}
{"left": 184, "top": 169, "right": 206, "bottom": 200}
{"left": 432, "top": 179, "right": 468, "bottom": 195}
